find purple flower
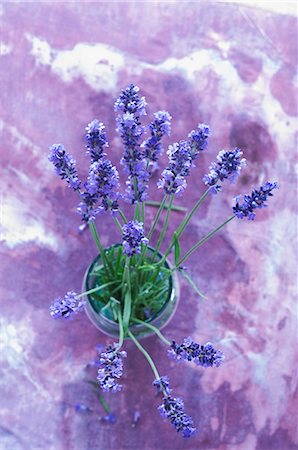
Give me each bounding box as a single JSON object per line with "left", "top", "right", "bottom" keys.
{"left": 115, "top": 84, "right": 150, "bottom": 203}
{"left": 158, "top": 395, "right": 196, "bottom": 438}
{"left": 158, "top": 140, "right": 192, "bottom": 195}
{"left": 188, "top": 123, "right": 210, "bottom": 160}
{"left": 142, "top": 111, "right": 172, "bottom": 162}
{"left": 153, "top": 376, "right": 172, "bottom": 396}
{"left": 50, "top": 291, "right": 84, "bottom": 320}
{"left": 203, "top": 147, "right": 246, "bottom": 192}
{"left": 233, "top": 181, "right": 278, "bottom": 220}
{"left": 168, "top": 337, "right": 224, "bottom": 367}
{"left": 85, "top": 120, "right": 108, "bottom": 162}
{"left": 97, "top": 344, "right": 127, "bottom": 393}
{"left": 158, "top": 123, "right": 209, "bottom": 196}
{"left": 114, "top": 83, "right": 147, "bottom": 115}
{"left": 77, "top": 159, "right": 120, "bottom": 222}
{"left": 48, "top": 144, "right": 81, "bottom": 190}
{"left": 154, "top": 376, "right": 196, "bottom": 437}
{"left": 102, "top": 412, "right": 117, "bottom": 423}
{"left": 122, "top": 220, "right": 148, "bottom": 256}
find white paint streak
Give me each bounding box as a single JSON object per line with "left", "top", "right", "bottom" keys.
{"left": 0, "top": 318, "right": 34, "bottom": 367}
{"left": 0, "top": 197, "right": 58, "bottom": 250}
{"left": 0, "top": 42, "right": 12, "bottom": 56}
{"left": 26, "top": 33, "right": 125, "bottom": 92}
{"left": 157, "top": 46, "right": 296, "bottom": 150}
{"left": 0, "top": 118, "right": 49, "bottom": 173}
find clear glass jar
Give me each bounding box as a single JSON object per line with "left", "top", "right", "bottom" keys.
{"left": 82, "top": 245, "right": 180, "bottom": 339}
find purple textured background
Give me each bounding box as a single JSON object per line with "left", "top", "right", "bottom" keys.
{"left": 0, "top": 2, "right": 297, "bottom": 450}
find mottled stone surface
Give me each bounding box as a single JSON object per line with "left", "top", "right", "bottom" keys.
{"left": 0, "top": 2, "right": 297, "bottom": 450}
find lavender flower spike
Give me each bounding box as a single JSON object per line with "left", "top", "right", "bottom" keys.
{"left": 158, "top": 395, "right": 196, "bottom": 438}
{"left": 114, "top": 83, "right": 147, "bottom": 115}
{"left": 48, "top": 144, "right": 81, "bottom": 190}
{"left": 122, "top": 220, "right": 148, "bottom": 256}
{"left": 78, "top": 159, "right": 120, "bottom": 222}
{"left": 115, "top": 84, "right": 149, "bottom": 203}
{"left": 168, "top": 337, "right": 224, "bottom": 367}
{"left": 188, "top": 123, "right": 210, "bottom": 160}
{"left": 203, "top": 147, "right": 246, "bottom": 193}
{"left": 97, "top": 344, "right": 127, "bottom": 393}
{"left": 158, "top": 140, "right": 193, "bottom": 195}
{"left": 142, "top": 111, "right": 172, "bottom": 162}
{"left": 50, "top": 291, "right": 85, "bottom": 320}
{"left": 154, "top": 376, "right": 196, "bottom": 438}
{"left": 233, "top": 181, "right": 278, "bottom": 220}
{"left": 85, "top": 119, "right": 108, "bottom": 162}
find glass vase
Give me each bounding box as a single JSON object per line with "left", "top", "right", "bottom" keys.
{"left": 82, "top": 245, "right": 179, "bottom": 338}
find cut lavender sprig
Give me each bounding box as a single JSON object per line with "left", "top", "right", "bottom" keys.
{"left": 122, "top": 220, "right": 148, "bottom": 256}
{"left": 85, "top": 120, "right": 108, "bottom": 162}
{"left": 97, "top": 344, "right": 127, "bottom": 393}
{"left": 50, "top": 291, "right": 85, "bottom": 320}
{"left": 142, "top": 111, "right": 172, "bottom": 162}
{"left": 48, "top": 144, "right": 81, "bottom": 190}
{"left": 233, "top": 181, "right": 278, "bottom": 220}
{"left": 168, "top": 337, "right": 224, "bottom": 367}
{"left": 203, "top": 147, "right": 246, "bottom": 193}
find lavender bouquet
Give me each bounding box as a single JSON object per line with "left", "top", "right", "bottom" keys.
{"left": 49, "top": 84, "right": 278, "bottom": 438}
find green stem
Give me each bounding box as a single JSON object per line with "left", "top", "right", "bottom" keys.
{"left": 147, "top": 194, "right": 168, "bottom": 240}
{"left": 88, "top": 222, "right": 114, "bottom": 276}
{"left": 145, "top": 200, "right": 186, "bottom": 212}
{"left": 152, "top": 194, "right": 174, "bottom": 260}
{"left": 113, "top": 217, "right": 123, "bottom": 234}
{"left": 86, "top": 381, "right": 111, "bottom": 414}
{"left": 117, "top": 309, "right": 124, "bottom": 349}
{"left": 98, "top": 395, "right": 111, "bottom": 414}
{"left": 132, "top": 318, "right": 171, "bottom": 346}
{"left": 118, "top": 209, "right": 128, "bottom": 224}
{"left": 178, "top": 215, "right": 235, "bottom": 266}
{"left": 141, "top": 201, "right": 145, "bottom": 226}
{"left": 134, "top": 202, "right": 141, "bottom": 221}
{"left": 163, "top": 187, "right": 211, "bottom": 260}
{"left": 122, "top": 258, "right": 131, "bottom": 335}
{"left": 127, "top": 331, "right": 160, "bottom": 381}
{"left": 78, "top": 281, "right": 118, "bottom": 298}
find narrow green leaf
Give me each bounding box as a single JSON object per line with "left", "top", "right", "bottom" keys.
{"left": 180, "top": 270, "right": 207, "bottom": 300}
{"left": 173, "top": 232, "right": 181, "bottom": 266}
{"left": 123, "top": 291, "right": 132, "bottom": 333}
